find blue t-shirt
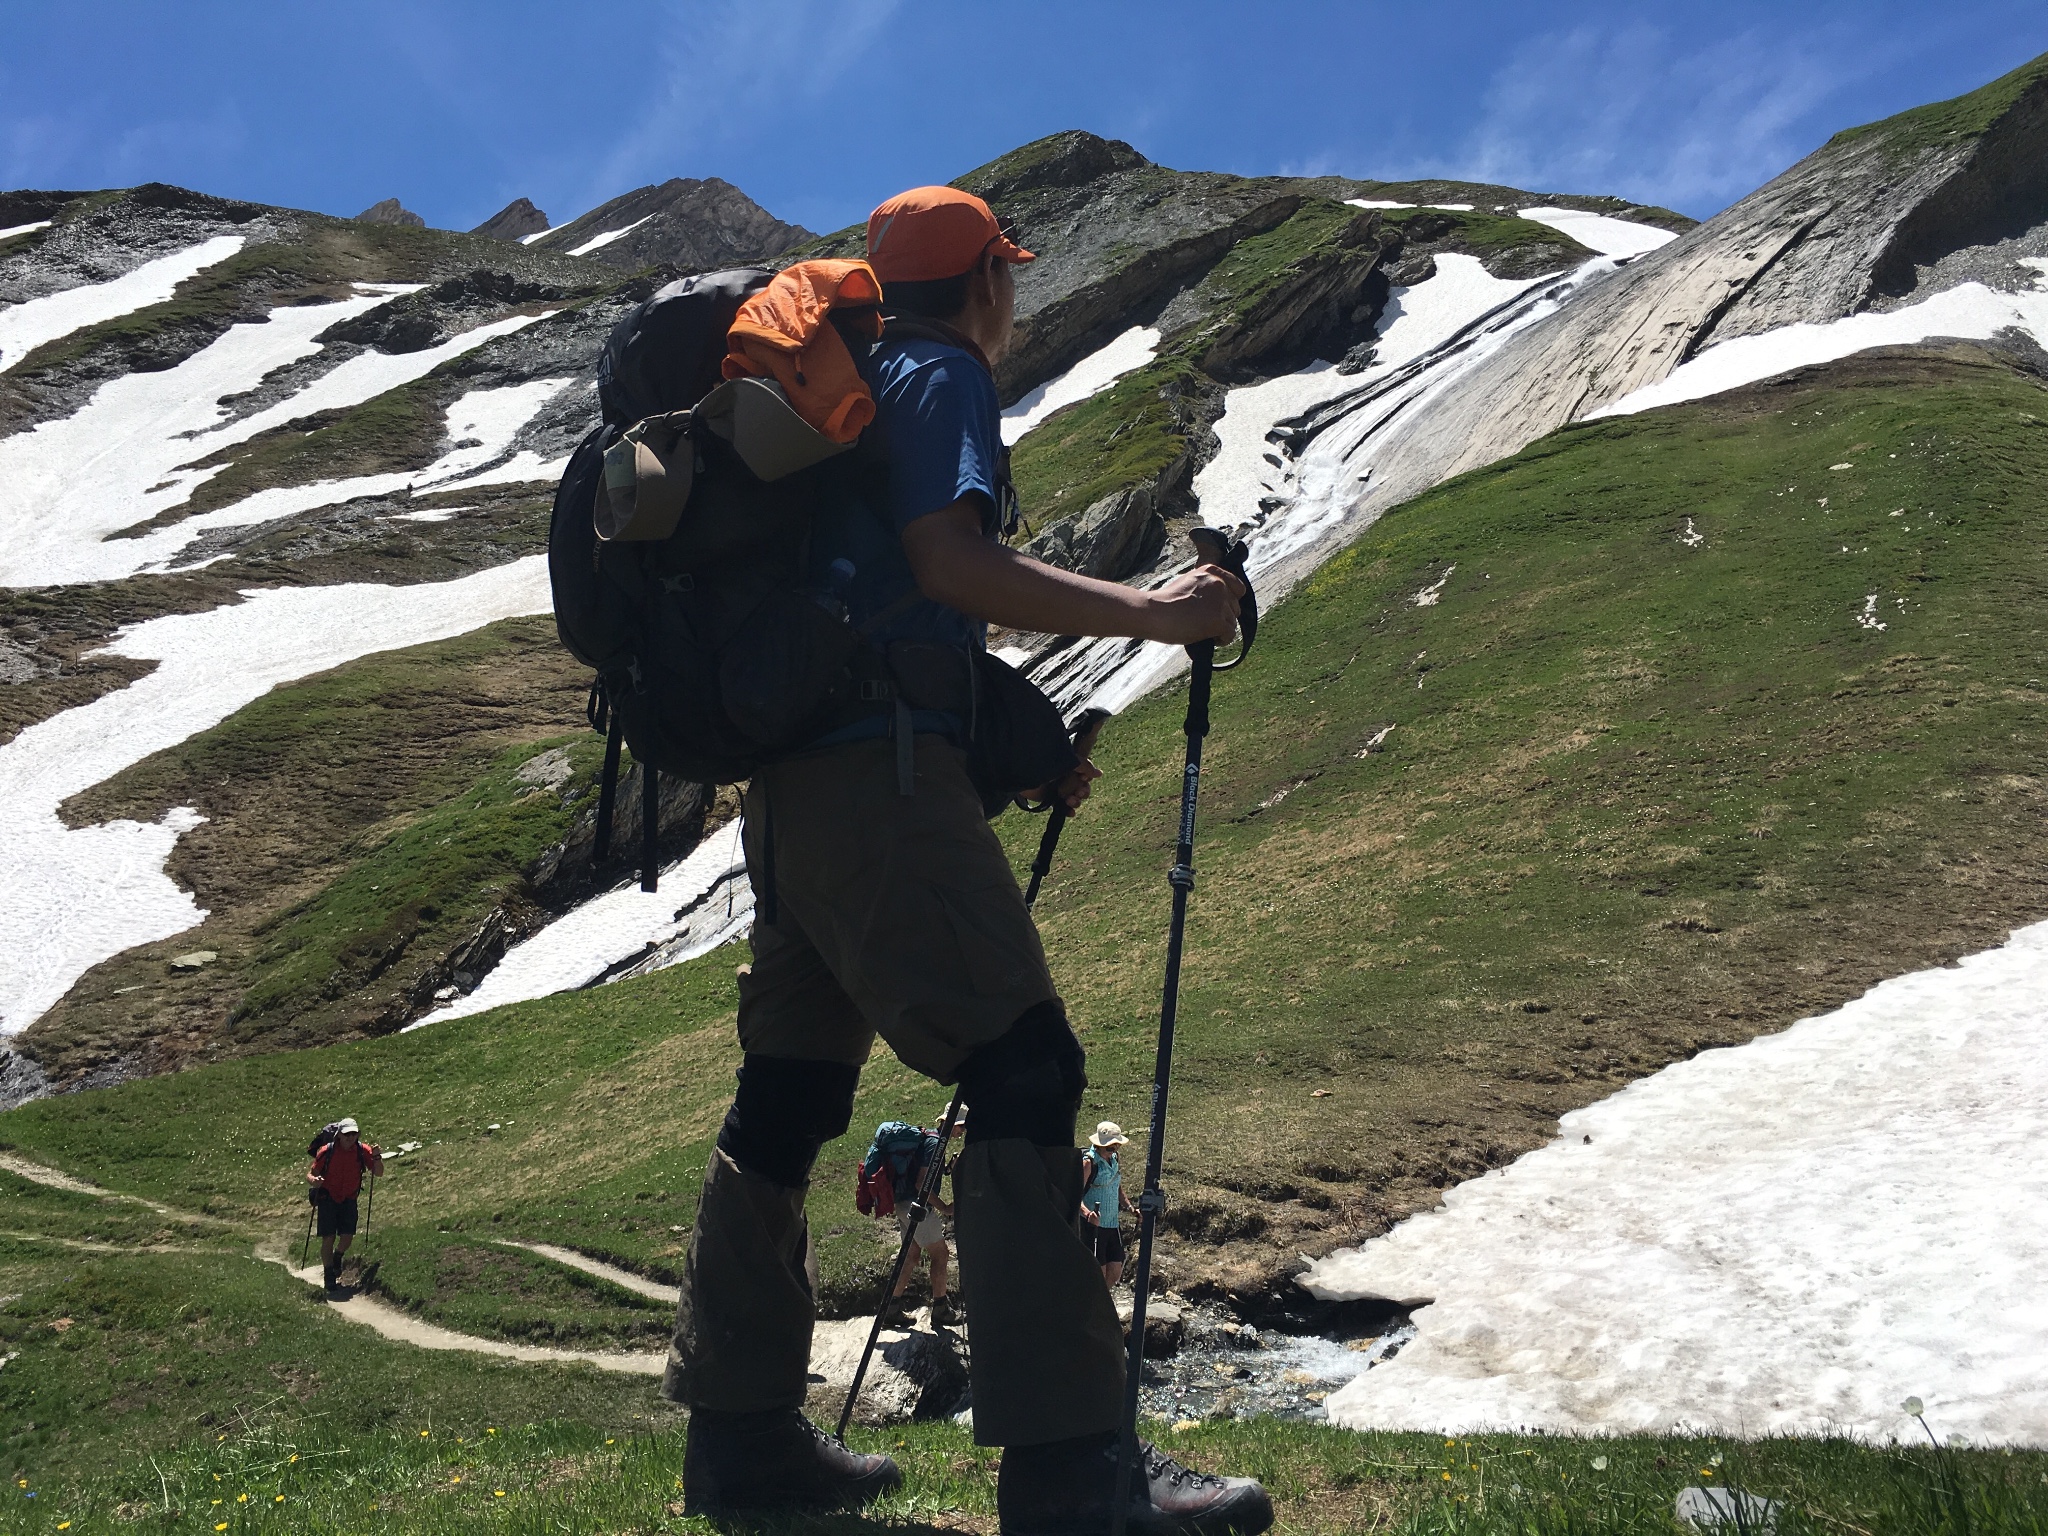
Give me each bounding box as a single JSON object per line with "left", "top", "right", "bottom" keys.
{"left": 810, "top": 335, "right": 1003, "bottom": 654}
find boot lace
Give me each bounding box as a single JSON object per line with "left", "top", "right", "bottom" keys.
{"left": 1141, "top": 1441, "right": 1224, "bottom": 1492}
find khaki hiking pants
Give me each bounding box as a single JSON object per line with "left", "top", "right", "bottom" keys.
{"left": 664, "top": 735, "right": 1125, "bottom": 1447}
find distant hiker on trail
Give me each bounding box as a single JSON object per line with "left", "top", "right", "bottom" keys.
{"left": 664, "top": 183, "right": 1268, "bottom": 1535}
{"left": 1079, "top": 1122, "right": 1135, "bottom": 1288}
{"left": 306, "top": 1118, "right": 381, "bottom": 1294}
{"left": 872, "top": 1111, "right": 966, "bottom": 1328}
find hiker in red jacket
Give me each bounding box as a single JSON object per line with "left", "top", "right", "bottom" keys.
{"left": 307, "top": 1117, "right": 382, "bottom": 1293}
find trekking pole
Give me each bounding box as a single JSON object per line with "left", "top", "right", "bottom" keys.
{"left": 1111, "top": 529, "right": 1257, "bottom": 1536}
{"left": 299, "top": 1202, "right": 316, "bottom": 1269}
{"left": 836, "top": 1087, "right": 967, "bottom": 1441}
{"left": 362, "top": 1173, "right": 375, "bottom": 1250}
{"left": 1023, "top": 708, "right": 1111, "bottom": 911}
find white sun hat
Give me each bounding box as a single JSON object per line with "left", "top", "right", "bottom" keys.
{"left": 1089, "top": 1121, "right": 1129, "bottom": 1148}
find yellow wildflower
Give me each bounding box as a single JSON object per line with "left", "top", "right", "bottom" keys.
{"left": 58, "top": 1524, "right": 71, "bottom": 1531}
{"left": 1442, "top": 1472, "right": 1452, "bottom": 1482}
{"left": 275, "top": 1495, "right": 285, "bottom": 1503}
{"left": 237, "top": 1493, "right": 249, "bottom": 1504}
{"left": 216, "top": 1525, "right": 229, "bottom": 1532}
{"left": 495, "top": 1490, "right": 507, "bottom": 1498}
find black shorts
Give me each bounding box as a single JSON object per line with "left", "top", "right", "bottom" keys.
{"left": 315, "top": 1195, "right": 359, "bottom": 1237}
{"left": 1089, "top": 1222, "right": 1124, "bottom": 1265}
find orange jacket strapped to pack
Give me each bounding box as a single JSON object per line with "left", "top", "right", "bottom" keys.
{"left": 722, "top": 259, "right": 883, "bottom": 443}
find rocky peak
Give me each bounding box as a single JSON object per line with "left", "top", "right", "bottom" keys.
{"left": 471, "top": 197, "right": 549, "bottom": 242}
{"left": 960, "top": 130, "right": 1151, "bottom": 204}
{"left": 530, "top": 176, "right": 810, "bottom": 271}
{"left": 355, "top": 197, "right": 426, "bottom": 228}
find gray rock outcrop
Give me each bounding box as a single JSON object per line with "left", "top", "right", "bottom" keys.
{"left": 806, "top": 1314, "right": 971, "bottom": 1424}
{"left": 471, "top": 197, "right": 549, "bottom": 241}
{"left": 355, "top": 198, "right": 426, "bottom": 229}
{"left": 1264, "top": 49, "right": 2048, "bottom": 598}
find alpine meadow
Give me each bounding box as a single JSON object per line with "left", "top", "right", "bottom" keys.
{"left": 4, "top": 33, "right": 2048, "bottom": 1536}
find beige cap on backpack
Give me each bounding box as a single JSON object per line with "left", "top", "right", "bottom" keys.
{"left": 1089, "top": 1121, "right": 1128, "bottom": 1148}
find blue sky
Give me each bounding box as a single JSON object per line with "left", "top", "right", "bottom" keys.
{"left": 3, "top": 2, "right": 2042, "bottom": 236}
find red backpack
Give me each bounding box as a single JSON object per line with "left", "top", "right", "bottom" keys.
{"left": 854, "top": 1122, "right": 930, "bottom": 1218}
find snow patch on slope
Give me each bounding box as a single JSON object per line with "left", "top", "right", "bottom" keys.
{"left": 1308, "top": 920, "right": 2048, "bottom": 1446}
{"left": 139, "top": 379, "right": 577, "bottom": 560}
{"left": 1596, "top": 271, "right": 2048, "bottom": 418}
{"left": 0, "top": 557, "right": 554, "bottom": 1034}
{"left": 0, "top": 234, "right": 247, "bottom": 373}
{"left": 1041, "top": 255, "right": 1597, "bottom": 716}
{"left": 1002, "top": 326, "right": 1160, "bottom": 445}
{"left": 0, "top": 221, "right": 53, "bottom": 242}
{"left": 414, "top": 817, "right": 751, "bottom": 1026}
{"left": 1516, "top": 207, "right": 1677, "bottom": 260}
{"left": 566, "top": 215, "right": 653, "bottom": 258}
{"left": 0, "top": 292, "right": 556, "bottom": 586}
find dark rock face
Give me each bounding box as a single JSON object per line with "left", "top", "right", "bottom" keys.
{"left": 471, "top": 197, "right": 550, "bottom": 241}
{"left": 529, "top": 177, "right": 809, "bottom": 271}
{"left": 313, "top": 269, "right": 572, "bottom": 355}
{"left": 356, "top": 197, "right": 426, "bottom": 228}
{"left": 1026, "top": 482, "right": 1165, "bottom": 579}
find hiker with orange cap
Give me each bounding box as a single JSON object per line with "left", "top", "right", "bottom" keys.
{"left": 666, "top": 184, "right": 1266, "bottom": 1536}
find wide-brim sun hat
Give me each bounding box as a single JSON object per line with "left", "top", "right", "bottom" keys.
{"left": 865, "top": 185, "right": 1035, "bottom": 285}
{"left": 1090, "top": 1121, "right": 1128, "bottom": 1148}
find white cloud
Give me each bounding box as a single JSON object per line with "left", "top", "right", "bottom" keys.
{"left": 1440, "top": 21, "right": 1904, "bottom": 214}
{"left": 576, "top": 0, "right": 901, "bottom": 222}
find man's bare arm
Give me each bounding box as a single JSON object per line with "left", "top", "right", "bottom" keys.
{"left": 902, "top": 500, "right": 1241, "bottom": 645}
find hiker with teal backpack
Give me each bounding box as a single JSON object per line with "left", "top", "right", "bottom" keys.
{"left": 857, "top": 1112, "right": 966, "bottom": 1327}
{"left": 550, "top": 183, "right": 1265, "bottom": 1534}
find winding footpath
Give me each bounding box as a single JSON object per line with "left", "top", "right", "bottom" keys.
{"left": 4, "top": 1152, "right": 666, "bottom": 1376}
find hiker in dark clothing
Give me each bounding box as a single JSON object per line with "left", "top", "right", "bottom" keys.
{"left": 307, "top": 1118, "right": 381, "bottom": 1293}
{"left": 667, "top": 185, "right": 1268, "bottom": 1536}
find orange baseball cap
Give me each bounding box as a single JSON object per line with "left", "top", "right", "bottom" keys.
{"left": 865, "top": 186, "right": 1035, "bottom": 284}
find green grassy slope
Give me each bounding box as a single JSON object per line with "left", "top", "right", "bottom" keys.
{"left": 8, "top": 1382, "right": 2044, "bottom": 1536}
{"left": 8, "top": 341, "right": 2048, "bottom": 1322}
{"left": 25, "top": 618, "right": 598, "bottom": 1075}
{"left": 1829, "top": 46, "right": 2048, "bottom": 157}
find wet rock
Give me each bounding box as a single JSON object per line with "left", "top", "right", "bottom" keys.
{"left": 0, "top": 1048, "right": 51, "bottom": 1112}
{"left": 355, "top": 198, "right": 425, "bottom": 229}
{"left": 1335, "top": 340, "right": 1379, "bottom": 375}
{"left": 472, "top": 198, "right": 549, "bottom": 242}
{"left": 1116, "top": 1294, "right": 1186, "bottom": 1358}
{"left": 806, "top": 1314, "right": 972, "bottom": 1425}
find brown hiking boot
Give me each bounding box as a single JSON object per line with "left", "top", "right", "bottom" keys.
{"left": 930, "top": 1293, "right": 962, "bottom": 1328}
{"left": 682, "top": 1406, "right": 901, "bottom": 1515}
{"left": 998, "top": 1432, "right": 1273, "bottom": 1536}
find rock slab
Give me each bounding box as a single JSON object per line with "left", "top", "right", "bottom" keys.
{"left": 807, "top": 1314, "right": 971, "bottom": 1425}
